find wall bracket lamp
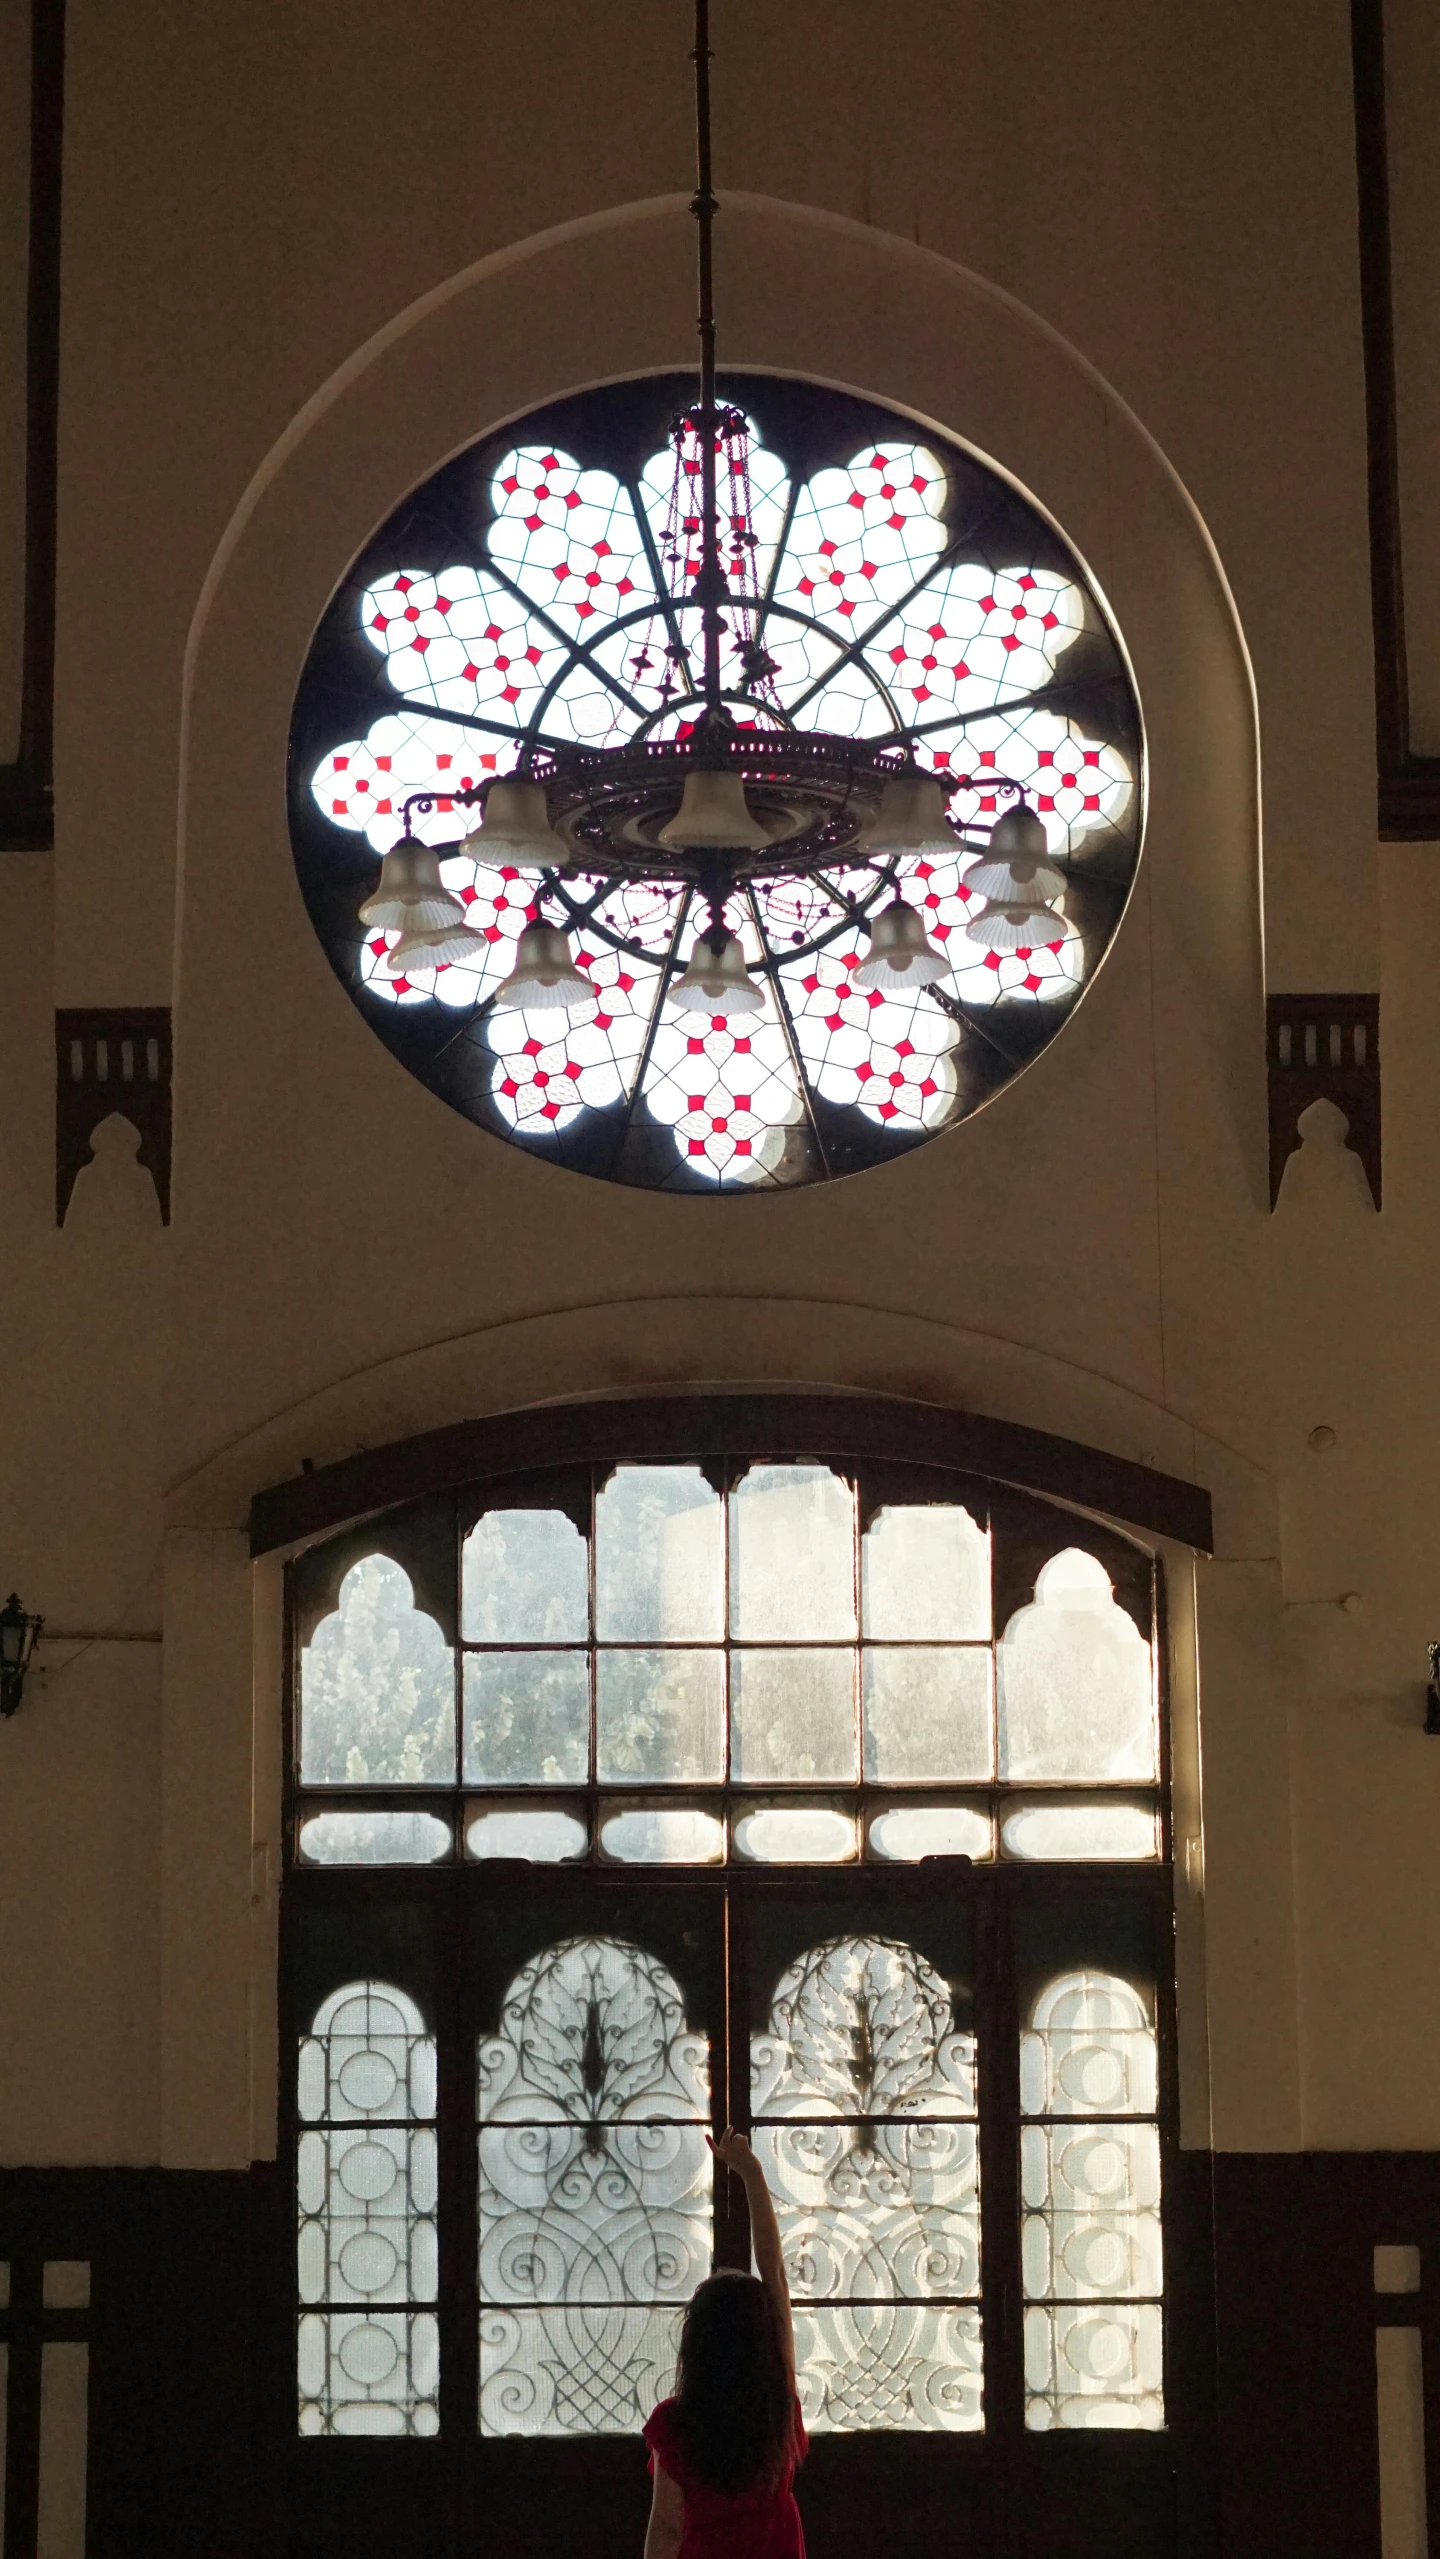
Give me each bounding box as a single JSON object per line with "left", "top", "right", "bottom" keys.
{"left": 0, "top": 1593, "right": 44, "bottom": 1715}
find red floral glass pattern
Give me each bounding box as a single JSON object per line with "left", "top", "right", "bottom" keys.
{"left": 293, "top": 378, "right": 1142, "bottom": 1188}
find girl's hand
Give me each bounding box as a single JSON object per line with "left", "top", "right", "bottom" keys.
{"left": 708, "top": 2126, "right": 758, "bottom": 2177}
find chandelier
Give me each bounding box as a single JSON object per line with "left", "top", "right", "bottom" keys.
{"left": 357, "top": 0, "right": 1075, "bottom": 1017}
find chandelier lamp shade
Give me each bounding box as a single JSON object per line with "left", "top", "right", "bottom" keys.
{"left": 492, "top": 920, "right": 595, "bottom": 1012}
{"left": 287, "top": 4, "right": 1143, "bottom": 1187}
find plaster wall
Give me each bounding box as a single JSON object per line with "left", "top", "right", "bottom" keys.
{"left": 0, "top": 0, "right": 1434, "bottom": 2189}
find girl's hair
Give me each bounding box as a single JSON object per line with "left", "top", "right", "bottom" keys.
{"left": 672, "top": 2270, "right": 797, "bottom": 2497}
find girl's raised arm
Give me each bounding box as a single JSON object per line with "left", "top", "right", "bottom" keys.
{"left": 708, "top": 2128, "right": 795, "bottom": 2376}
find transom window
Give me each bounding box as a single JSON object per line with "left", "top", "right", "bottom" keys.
{"left": 284, "top": 1434, "right": 1177, "bottom": 2551}
{"left": 287, "top": 374, "right": 1144, "bottom": 1192}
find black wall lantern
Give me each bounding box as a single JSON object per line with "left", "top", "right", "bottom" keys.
{"left": 0, "top": 1593, "right": 44, "bottom": 1715}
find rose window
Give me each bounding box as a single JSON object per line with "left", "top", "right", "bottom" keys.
{"left": 288, "top": 374, "right": 1143, "bottom": 1191}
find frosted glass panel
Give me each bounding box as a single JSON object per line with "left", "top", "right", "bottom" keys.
{"left": 298, "top": 2128, "right": 439, "bottom": 2303}
{"left": 997, "top": 1549, "right": 1155, "bottom": 1781}
{"left": 862, "top": 1504, "right": 989, "bottom": 1639}
{"left": 480, "top": 2304, "right": 683, "bottom": 2436}
{"left": 1021, "top": 2123, "right": 1162, "bottom": 2297}
{"left": 299, "top": 1811, "right": 451, "bottom": 1866}
{"left": 595, "top": 1649, "right": 724, "bottom": 1782}
{"left": 794, "top": 2303, "right": 982, "bottom": 2432}
{"left": 868, "top": 1805, "right": 993, "bottom": 1862}
{"left": 600, "top": 1806, "right": 726, "bottom": 1864}
{"left": 466, "top": 1807, "right": 587, "bottom": 1861}
{"left": 463, "top": 1650, "right": 588, "bottom": 1785}
{"left": 731, "top": 1649, "right": 857, "bottom": 1781}
{"left": 477, "top": 1937, "right": 708, "bottom": 2437}
{"left": 734, "top": 1807, "right": 856, "bottom": 1863}
{"left": 298, "top": 1982, "right": 435, "bottom": 2126}
{"left": 862, "top": 1647, "right": 991, "bottom": 1781}
{"left": 1020, "top": 1974, "right": 1157, "bottom": 2119}
{"left": 1002, "top": 1801, "right": 1159, "bottom": 1862}
{"left": 594, "top": 1466, "right": 723, "bottom": 1640}
{"left": 1024, "top": 2301, "right": 1163, "bottom": 2429}
{"left": 730, "top": 1465, "right": 856, "bottom": 1639}
{"left": 300, "top": 1554, "right": 455, "bottom": 1784}
{"left": 462, "top": 1508, "right": 588, "bottom": 1642}
{"left": 298, "top": 2312, "right": 440, "bottom": 2435}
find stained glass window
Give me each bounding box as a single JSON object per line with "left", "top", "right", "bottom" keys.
{"left": 297, "top": 1981, "right": 439, "bottom": 2435}
{"left": 752, "top": 1935, "right": 982, "bottom": 2433}
{"left": 477, "top": 1936, "right": 711, "bottom": 2435}
{"left": 289, "top": 375, "right": 1143, "bottom": 1192}
{"left": 1021, "top": 1971, "right": 1164, "bottom": 2430}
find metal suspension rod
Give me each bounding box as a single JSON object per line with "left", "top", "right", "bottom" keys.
{"left": 691, "top": 0, "right": 726, "bottom": 716}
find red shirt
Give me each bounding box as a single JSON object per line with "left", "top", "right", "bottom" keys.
{"left": 643, "top": 2396, "right": 807, "bottom": 2559}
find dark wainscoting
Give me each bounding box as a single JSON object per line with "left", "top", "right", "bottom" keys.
{"left": 0, "top": 2153, "right": 1433, "bottom": 2556}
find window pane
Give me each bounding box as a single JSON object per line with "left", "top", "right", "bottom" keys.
{"left": 794, "top": 2304, "right": 982, "bottom": 2433}
{"left": 1020, "top": 1974, "right": 1157, "bottom": 2118}
{"left": 462, "top": 1508, "right": 588, "bottom": 1643}
{"left": 733, "top": 1807, "right": 856, "bottom": 1863}
{"left": 1001, "top": 1801, "right": 1159, "bottom": 1862}
{"left": 462, "top": 1651, "right": 588, "bottom": 1785}
{"left": 298, "top": 2127, "right": 438, "bottom": 2303}
{"left": 298, "top": 1811, "right": 451, "bottom": 1866}
{"left": 479, "top": 2304, "right": 684, "bottom": 2437}
{"left": 594, "top": 1466, "right": 723, "bottom": 1640}
{"left": 862, "top": 1504, "right": 990, "bottom": 1639}
{"left": 465, "top": 1807, "right": 587, "bottom": 1862}
{"left": 731, "top": 1649, "right": 857, "bottom": 1782}
{"left": 599, "top": 1806, "right": 726, "bottom": 1864}
{"left": 997, "top": 1548, "right": 1156, "bottom": 1781}
{"left": 297, "top": 1982, "right": 438, "bottom": 2439}
{"left": 753, "top": 1935, "right": 981, "bottom": 2435}
{"left": 862, "top": 1647, "right": 991, "bottom": 1782}
{"left": 298, "top": 2311, "right": 439, "bottom": 2436}
{"left": 300, "top": 1555, "right": 455, "bottom": 1784}
{"left": 1021, "top": 2122, "right": 1162, "bottom": 2297}
{"left": 1021, "top": 1969, "right": 1163, "bottom": 2433}
{"left": 868, "top": 1805, "right": 993, "bottom": 1862}
{"left": 729, "top": 1465, "right": 856, "bottom": 1639}
{"left": 477, "top": 1938, "right": 710, "bottom": 2438}
{"left": 1023, "top": 2302, "right": 1163, "bottom": 2430}
{"left": 595, "top": 1649, "right": 724, "bottom": 1783}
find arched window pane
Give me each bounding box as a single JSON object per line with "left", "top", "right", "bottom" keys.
{"left": 862, "top": 1504, "right": 990, "bottom": 1640}
{"left": 594, "top": 1466, "right": 723, "bottom": 1640}
{"left": 729, "top": 1465, "right": 856, "bottom": 1640}
{"left": 751, "top": 1935, "right": 982, "bottom": 2433}
{"left": 477, "top": 1937, "right": 710, "bottom": 2436}
{"left": 1020, "top": 1970, "right": 1163, "bottom": 2431}
{"left": 462, "top": 1508, "right": 589, "bottom": 1643}
{"left": 297, "top": 1981, "right": 439, "bottom": 2437}
{"left": 997, "top": 1550, "right": 1155, "bottom": 1782}
{"left": 299, "top": 1555, "right": 455, "bottom": 1785}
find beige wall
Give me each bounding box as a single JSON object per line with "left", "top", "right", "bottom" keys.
{"left": 0, "top": 0, "right": 1435, "bottom": 2172}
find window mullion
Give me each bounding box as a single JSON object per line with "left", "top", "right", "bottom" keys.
{"left": 977, "top": 1866, "right": 1025, "bottom": 2462}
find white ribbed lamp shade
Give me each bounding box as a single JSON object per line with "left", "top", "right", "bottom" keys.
{"left": 853, "top": 897, "right": 951, "bottom": 991}
{"left": 460, "top": 778, "right": 570, "bottom": 864}
{"left": 965, "top": 897, "right": 1077, "bottom": 952}
{"left": 964, "top": 801, "right": 1066, "bottom": 902}
{"left": 853, "top": 773, "right": 958, "bottom": 857}
{"left": 358, "top": 835, "right": 469, "bottom": 933}
{"left": 383, "top": 916, "right": 484, "bottom": 975}
{"left": 668, "top": 926, "right": 766, "bottom": 1013}
{"left": 657, "top": 769, "right": 774, "bottom": 850}
{"left": 491, "top": 921, "right": 596, "bottom": 1011}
